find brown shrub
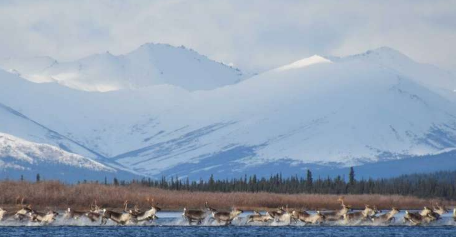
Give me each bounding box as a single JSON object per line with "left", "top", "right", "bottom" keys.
{"left": 0, "top": 181, "right": 452, "bottom": 211}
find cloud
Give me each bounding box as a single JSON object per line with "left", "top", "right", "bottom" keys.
{"left": 0, "top": 0, "right": 455, "bottom": 72}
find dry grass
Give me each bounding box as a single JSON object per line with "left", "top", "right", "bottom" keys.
{"left": 0, "top": 181, "right": 453, "bottom": 211}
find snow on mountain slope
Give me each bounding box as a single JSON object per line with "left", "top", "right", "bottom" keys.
{"left": 0, "top": 68, "right": 192, "bottom": 158}
{"left": 112, "top": 56, "right": 456, "bottom": 178}
{"left": 0, "top": 56, "right": 57, "bottom": 83}
{"left": 0, "top": 98, "right": 113, "bottom": 163}
{"left": 0, "top": 133, "right": 112, "bottom": 171}
{"left": 338, "top": 47, "right": 456, "bottom": 102}
{"left": 0, "top": 43, "right": 245, "bottom": 92}
{"left": 0, "top": 47, "right": 456, "bottom": 179}
{"left": 0, "top": 102, "right": 101, "bottom": 160}
{"left": 0, "top": 133, "right": 139, "bottom": 182}
{"left": 0, "top": 90, "right": 140, "bottom": 180}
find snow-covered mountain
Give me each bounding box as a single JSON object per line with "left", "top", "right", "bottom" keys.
{"left": 0, "top": 102, "right": 101, "bottom": 160}
{"left": 0, "top": 99, "right": 140, "bottom": 181}
{"left": 334, "top": 47, "right": 456, "bottom": 102}
{"left": 0, "top": 46, "right": 456, "bottom": 180}
{"left": 0, "top": 43, "right": 245, "bottom": 92}
{"left": 0, "top": 133, "right": 111, "bottom": 171}
{"left": 0, "top": 133, "right": 138, "bottom": 182}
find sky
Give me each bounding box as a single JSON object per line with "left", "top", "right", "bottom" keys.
{"left": 1, "top": 0, "right": 455, "bottom": 73}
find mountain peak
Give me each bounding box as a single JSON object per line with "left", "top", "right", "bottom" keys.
{"left": 0, "top": 43, "right": 245, "bottom": 92}
{"left": 136, "top": 42, "right": 192, "bottom": 52}
{"left": 274, "top": 55, "right": 332, "bottom": 72}
{"left": 367, "top": 46, "right": 409, "bottom": 57}
{"left": 347, "top": 46, "right": 411, "bottom": 63}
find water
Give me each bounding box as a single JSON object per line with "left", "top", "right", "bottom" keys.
{"left": 1, "top": 226, "right": 456, "bottom": 237}
{"left": 1, "top": 211, "right": 456, "bottom": 236}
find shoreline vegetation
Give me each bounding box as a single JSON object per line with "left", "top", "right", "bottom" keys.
{"left": 0, "top": 181, "right": 454, "bottom": 211}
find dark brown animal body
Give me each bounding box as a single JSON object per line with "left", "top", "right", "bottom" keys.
{"left": 371, "top": 208, "right": 399, "bottom": 223}
{"left": 101, "top": 210, "right": 132, "bottom": 225}
{"left": 64, "top": 208, "right": 86, "bottom": 220}
{"left": 247, "top": 211, "right": 273, "bottom": 223}
{"left": 86, "top": 211, "right": 101, "bottom": 222}
{"left": 182, "top": 208, "right": 209, "bottom": 225}
{"left": 404, "top": 211, "right": 424, "bottom": 225}
{"left": 212, "top": 209, "right": 243, "bottom": 225}
{"left": 291, "top": 210, "right": 325, "bottom": 224}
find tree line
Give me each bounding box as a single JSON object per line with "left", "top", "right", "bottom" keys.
{"left": 102, "top": 168, "right": 456, "bottom": 200}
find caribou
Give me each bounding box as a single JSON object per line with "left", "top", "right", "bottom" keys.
{"left": 291, "top": 210, "right": 325, "bottom": 224}
{"left": 15, "top": 205, "right": 34, "bottom": 221}
{"left": 404, "top": 209, "right": 437, "bottom": 225}
{"left": 29, "top": 210, "right": 59, "bottom": 224}
{"left": 343, "top": 205, "right": 377, "bottom": 222}
{"left": 209, "top": 204, "right": 243, "bottom": 225}
{"left": 130, "top": 198, "right": 161, "bottom": 223}
{"left": 267, "top": 206, "right": 292, "bottom": 223}
{"left": 433, "top": 204, "right": 448, "bottom": 216}
{"left": 404, "top": 210, "right": 425, "bottom": 225}
{"left": 371, "top": 207, "right": 399, "bottom": 224}
{"left": 101, "top": 200, "right": 133, "bottom": 225}
{"left": 14, "top": 197, "right": 35, "bottom": 221}
{"left": 453, "top": 208, "right": 456, "bottom": 222}
{"left": 419, "top": 206, "right": 433, "bottom": 217}
{"left": 0, "top": 207, "right": 6, "bottom": 221}
{"left": 85, "top": 201, "right": 103, "bottom": 222}
{"left": 5, "top": 193, "right": 449, "bottom": 227}
{"left": 246, "top": 211, "right": 274, "bottom": 223}
{"left": 182, "top": 202, "right": 214, "bottom": 225}
{"left": 322, "top": 197, "right": 351, "bottom": 221}
{"left": 419, "top": 206, "right": 440, "bottom": 222}
{"left": 64, "top": 207, "right": 86, "bottom": 220}
{"left": 268, "top": 206, "right": 286, "bottom": 218}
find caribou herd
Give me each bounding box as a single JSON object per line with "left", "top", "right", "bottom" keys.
{"left": 0, "top": 196, "right": 455, "bottom": 226}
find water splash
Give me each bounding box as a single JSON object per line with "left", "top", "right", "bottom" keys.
{"left": 1, "top": 211, "right": 455, "bottom": 227}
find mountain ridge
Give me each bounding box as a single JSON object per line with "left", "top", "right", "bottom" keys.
{"left": 0, "top": 45, "right": 455, "bottom": 180}
{"left": 0, "top": 43, "right": 246, "bottom": 92}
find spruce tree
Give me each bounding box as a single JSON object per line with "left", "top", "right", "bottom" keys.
{"left": 349, "top": 167, "right": 355, "bottom": 185}
{"left": 306, "top": 169, "right": 313, "bottom": 192}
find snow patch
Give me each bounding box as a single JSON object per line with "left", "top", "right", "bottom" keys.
{"left": 274, "top": 55, "right": 332, "bottom": 72}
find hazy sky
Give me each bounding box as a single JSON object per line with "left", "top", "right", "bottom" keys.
{"left": 1, "top": 0, "right": 455, "bottom": 72}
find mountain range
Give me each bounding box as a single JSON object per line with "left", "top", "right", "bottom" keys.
{"left": 1, "top": 43, "right": 456, "bottom": 181}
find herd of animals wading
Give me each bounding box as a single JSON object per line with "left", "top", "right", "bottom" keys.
{"left": 0, "top": 197, "right": 455, "bottom": 226}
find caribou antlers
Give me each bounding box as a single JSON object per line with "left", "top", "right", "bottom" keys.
{"left": 337, "top": 196, "right": 345, "bottom": 206}
{"left": 15, "top": 196, "right": 26, "bottom": 207}
{"left": 205, "top": 201, "right": 216, "bottom": 212}
{"left": 123, "top": 200, "right": 129, "bottom": 212}
{"left": 338, "top": 196, "right": 351, "bottom": 209}
{"left": 146, "top": 196, "right": 160, "bottom": 208}
{"left": 146, "top": 197, "right": 152, "bottom": 207}
{"left": 90, "top": 200, "right": 100, "bottom": 212}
